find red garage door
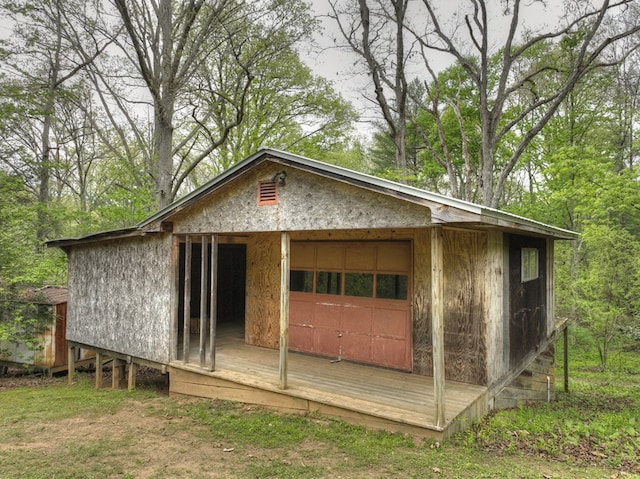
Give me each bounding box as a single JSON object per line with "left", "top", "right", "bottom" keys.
{"left": 289, "top": 241, "right": 412, "bottom": 371}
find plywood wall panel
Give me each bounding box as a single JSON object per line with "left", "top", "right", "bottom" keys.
{"left": 485, "top": 230, "right": 506, "bottom": 384}
{"left": 412, "top": 228, "right": 432, "bottom": 375}
{"left": 442, "top": 229, "right": 488, "bottom": 385}
{"left": 246, "top": 233, "right": 280, "bottom": 349}
{"left": 66, "top": 234, "right": 173, "bottom": 363}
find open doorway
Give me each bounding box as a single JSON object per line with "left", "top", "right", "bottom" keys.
{"left": 216, "top": 244, "right": 246, "bottom": 339}
{"left": 177, "top": 239, "right": 247, "bottom": 362}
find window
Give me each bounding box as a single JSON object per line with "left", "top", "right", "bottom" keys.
{"left": 290, "top": 270, "right": 313, "bottom": 292}
{"left": 344, "top": 273, "right": 374, "bottom": 297}
{"left": 316, "top": 271, "right": 341, "bottom": 295}
{"left": 376, "top": 274, "right": 408, "bottom": 300}
{"left": 521, "top": 248, "right": 539, "bottom": 282}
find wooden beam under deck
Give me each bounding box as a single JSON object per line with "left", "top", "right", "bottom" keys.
{"left": 170, "top": 340, "right": 488, "bottom": 440}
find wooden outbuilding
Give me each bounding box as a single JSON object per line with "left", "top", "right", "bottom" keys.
{"left": 48, "top": 148, "right": 577, "bottom": 439}
{"left": 0, "top": 286, "right": 93, "bottom": 376}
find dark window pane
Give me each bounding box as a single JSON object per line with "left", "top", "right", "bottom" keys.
{"left": 344, "top": 272, "right": 373, "bottom": 297}
{"left": 290, "top": 270, "right": 313, "bottom": 293}
{"left": 316, "top": 271, "right": 341, "bottom": 295}
{"left": 376, "top": 274, "right": 408, "bottom": 300}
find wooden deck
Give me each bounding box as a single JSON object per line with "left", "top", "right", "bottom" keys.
{"left": 169, "top": 334, "right": 488, "bottom": 439}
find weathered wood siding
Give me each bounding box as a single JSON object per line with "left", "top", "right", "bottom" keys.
{"left": 412, "top": 228, "right": 432, "bottom": 375}
{"left": 67, "top": 234, "right": 172, "bottom": 363}
{"left": 246, "top": 232, "right": 280, "bottom": 348}
{"left": 485, "top": 230, "right": 507, "bottom": 384}
{"left": 493, "top": 342, "right": 555, "bottom": 409}
{"left": 410, "top": 228, "right": 488, "bottom": 384}
{"left": 443, "top": 229, "right": 487, "bottom": 385}
{"left": 171, "top": 162, "right": 431, "bottom": 234}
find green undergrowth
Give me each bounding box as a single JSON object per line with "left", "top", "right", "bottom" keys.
{"left": 0, "top": 345, "right": 639, "bottom": 478}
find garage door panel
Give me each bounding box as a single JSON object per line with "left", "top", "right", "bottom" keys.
{"left": 341, "top": 333, "right": 371, "bottom": 363}
{"left": 342, "top": 304, "right": 372, "bottom": 334}
{"left": 372, "top": 337, "right": 410, "bottom": 370}
{"left": 289, "top": 324, "right": 313, "bottom": 352}
{"left": 345, "top": 244, "right": 376, "bottom": 270}
{"left": 291, "top": 243, "right": 315, "bottom": 269}
{"left": 315, "top": 244, "right": 344, "bottom": 269}
{"left": 313, "top": 328, "right": 341, "bottom": 356}
{"left": 290, "top": 298, "right": 313, "bottom": 326}
{"left": 372, "top": 308, "right": 409, "bottom": 339}
{"left": 313, "top": 302, "right": 341, "bottom": 330}
{"left": 377, "top": 243, "right": 411, "bottom": 272}
{"left": 289, "top": 241, "right": 412, "bottom": 371}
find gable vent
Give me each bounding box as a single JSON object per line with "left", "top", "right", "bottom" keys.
{"left": 258, "top": 180, "right": 278, "bottom": 205}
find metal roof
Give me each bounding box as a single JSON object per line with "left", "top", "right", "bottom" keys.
{"left": 138, "top": 147, "right": 578, "bottom": 239}
{"left": 48, "top": 147, "right": 578, "bottom": 247}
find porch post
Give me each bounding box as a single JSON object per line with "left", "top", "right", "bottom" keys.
{"left": 183, "top": 236, "right": 192, "bottom": 363}
{"left": 564, "top": 324, "right": 569, "bottom": 392}
{"left": 67, "top": 344, "right": 76, "bottom": 385}
{"left": 431, "top": 226, "right": 446, "bottom": 427}
{"left": 199, "top": 235, "right": 209, "bottom": 368}
{"left": 209, "top": 234, "right": 218, "bottom": 371}
{"left": 95, "top": 351, "right": 103, "bottom": 389}
{"left": 279, "top": 231, "right": 290, "bottom": 389}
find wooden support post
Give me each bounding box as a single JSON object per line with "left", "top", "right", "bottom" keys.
{"left": 279, "top": 232, "right": 290, "bottom": 390}
{"left": 431, "top": 226, "right": 446, "bottom": 428}
{"left": 209, "top": 235, "right": 218, "bottom": 372}
{"left": 112, "top": 359, "right": 126, "bottom": 389}
{"left": 95, "top": 352, "right": 103, "bottom": 389}
{"left": 200, "top": 235, "right": 209, "bottom": 368}
{"left": 183, "top": 236, "right": 192, "bottom": 363}
{"left": 127, "top": 360, "right": 137, "bottom": 391}
{"left": 67, "top": 345, "right": 76, "bottom": 385}
{"left": 564, "top": 325, "right": 569, "bottom": 392}
{"left": 170, "top": 236, "right": 180, "bottom": 361}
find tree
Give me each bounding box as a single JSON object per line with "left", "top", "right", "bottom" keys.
{"left": 331, "top": 0, "right": 640, "bottom": 207}
{"left": 113, "top": 0, "right": 318, "bottom": 208}
{"left": 329, "top": 0, "right": 411, "bottom": 173}
{"left": 574, "top": 224, "right": 640, "bottom": 369}
{"left": 0, "top": 0, "right": 116, "bottom": 240}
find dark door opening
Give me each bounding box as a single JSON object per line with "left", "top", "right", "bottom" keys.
{"left": 177, "top": 240, "right": 247, "bottom": 361}
{"left": 217, "top": 244, "right": 246, "bottom": 338}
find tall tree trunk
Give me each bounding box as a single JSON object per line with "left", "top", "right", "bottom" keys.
{"left": 37, "top": 1, "right": 63, "bottom": 241}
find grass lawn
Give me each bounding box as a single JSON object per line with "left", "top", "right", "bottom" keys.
{"left": 0, "top": 337, "right": 638, "bottom": 478}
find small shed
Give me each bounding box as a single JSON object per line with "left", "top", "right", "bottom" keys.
{"left": 48, "top": 148, "right": 578, "bottom": 438}
{"left": 0, "top": 286, "right": 93, "bottom": 376}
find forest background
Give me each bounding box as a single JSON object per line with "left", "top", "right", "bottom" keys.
{"left": 0, "top": 0, "right": 639, "bottom": 370}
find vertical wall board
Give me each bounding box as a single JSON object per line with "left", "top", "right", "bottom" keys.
{"left": 170, "top": 237, "right": 180, "bottom": 361}
{"left": 66, "top": 234, "right": 173, "bottom": 364}
{"left": 485, "top": 230, "right": 506, "bottom": 384}
{"left": 412, "top": 228, "right": 432, "bottom": 375}
{"left": 246, "top": 232, "right": 281, "bottom": 349}
{"left": 442, "top": 229, "right": 488, "bottom": 385}
{"left": 546, "top": 239, "right": 555, "bottom": 337}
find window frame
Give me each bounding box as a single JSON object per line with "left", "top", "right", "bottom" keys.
{"left": 521, "top": 247, "right": 539, "bottom": 282}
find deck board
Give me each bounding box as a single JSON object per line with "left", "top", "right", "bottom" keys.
{"left": 171, "top": 335, "right": 488, "bottom": 438}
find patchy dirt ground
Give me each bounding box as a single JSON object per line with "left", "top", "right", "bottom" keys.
{"left": 0, "top": 368, "right": 344, "bottom": 478}
{"left": 1, "top": 368, "right": 637, "bottom": 478}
